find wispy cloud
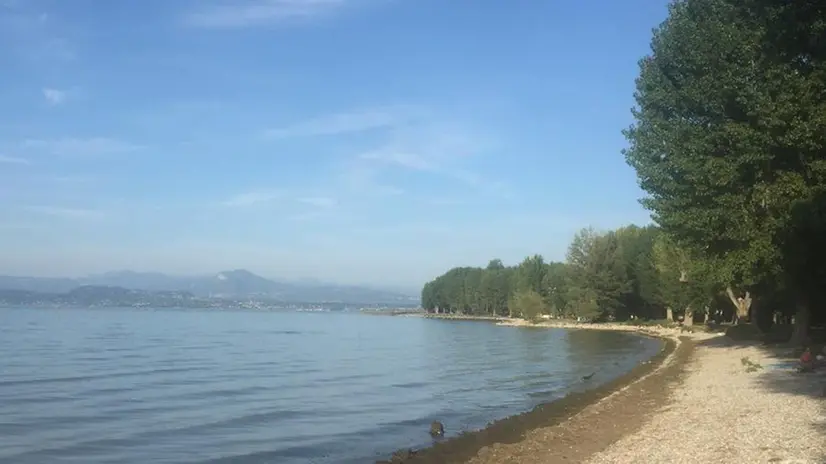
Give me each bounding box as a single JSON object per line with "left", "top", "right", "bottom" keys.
{"left": 22, "top": 137, "right": 140, "bottom": 157}
{"left": 221, "top": 190, "right": 282, "bottom": 207}
{"left": 264, "top": 106, "right": 411, "bottom": 139}
{"left": 25, "top": 206, "right": 102, "bottom": 219}
{"left": 351, "top": 122, "right": 515, "bottom": 200}
{"left": 185, "top": 0, "right": 349, "bottom": 29}
{"left": 358, "top": 150, "right": 435, "bottom": 171}
{"left": 45, "top": 174, "right": 93, "bottom": 184}
{"left": 42, "top": 88, "right": 66, "bottom": 105}
{"left": 1, "top": 4, "right": 76, "bottom": 62}
{"left": 337, "top": 163, "right": 404, "bottom": 196}
{"left": 297, "top": 196, "right": 337, "bottom": 208}
{"left": 357, "top": 141, "right": 485, "bottom": 186}
{"left": 0, "top": 154, "right": 30, "bottom": 165}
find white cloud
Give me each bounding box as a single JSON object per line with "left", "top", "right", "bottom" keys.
{"left": 358, "top": 150, "right": 434, "bottom": 171}
{"left": 185, "top": 0, "right": 348, "bottom": 29}
{"left": 22, "top": 137, "right": 140, "bottom": 157}
{"left": 0, "top": 154, "right": 30, "bottom": 165}
{"left": 350, "top": 121, "right": 516, "bottom": 199}
{"left": 264, "top": 106, "right": 410, "bottom": 139}
{"left": 221, "top": 190, "right": 282, "bottom": 207}
{"left": 42, "top": 87, "right": 66, "bottom": 105}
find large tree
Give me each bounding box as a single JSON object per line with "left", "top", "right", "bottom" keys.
{"left": 624, "top": 0, "right": 826, "bottom": 342}
{"left": 566, "top": 228, "right": 632, "bottom": 321}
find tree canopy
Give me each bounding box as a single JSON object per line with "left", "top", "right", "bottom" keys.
{"left": 624, "top": 0, "right": 826, "bottom": 341}
{"left": 421, "top": 225, "right": 726, "bottom": 324}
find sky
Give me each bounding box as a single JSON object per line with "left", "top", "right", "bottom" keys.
{"left": 0, "top": 0, "right": 670, "bottom": 290}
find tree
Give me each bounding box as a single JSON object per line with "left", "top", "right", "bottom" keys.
{"left": 615, "top": 225, "right": 663, "bottom": 320}
{"left": 543, "top": 262, "right": 570, "bottom": 316}
{"left": 652, "top": 233, "right": 718, "bottom": 325}
{"left": 565, "top": 228, "right": 632, "bottom": 321}
{"left": 508, "top": 289, "right": 545, "bottom": 323}
{"left": 624, "top": 0, "right": 826, "bottom": 342}
{"left": 515, "top": 255, "right": 548, "bottom": 298}
{"left": 486, "top": 259, "right": 505, "bottom": 271}
{"left": 479, "top": 266, "right": 511, "bottom": 316}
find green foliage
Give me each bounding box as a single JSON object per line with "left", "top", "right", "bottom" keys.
{"left": 508, "top": 289, "right": 546, "bottom": 323}
{"left": 623, "top": 0, "right": 826, "bottom": 337}
{"left": 565, "top": 229, "right": 636, "bottom": 321}
{"left": 420, "top": 225, "right": 711, "bottom": 322}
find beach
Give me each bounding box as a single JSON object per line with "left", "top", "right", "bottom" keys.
{"left": 389, "top": 318, "right": 826, "bottom": 464}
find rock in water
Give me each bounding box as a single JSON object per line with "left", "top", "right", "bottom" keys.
{"left": 429, "top": 421, "right": 444, "bottom": 438}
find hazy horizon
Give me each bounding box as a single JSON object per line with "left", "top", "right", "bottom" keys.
{"left": 1, "top": 0, "right": 662, "bottom": 288}
{"left": 0, "top": 267, "right": 422, "bottom": 294}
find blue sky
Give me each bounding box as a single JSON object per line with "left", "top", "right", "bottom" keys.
{"left": 0, "top": 0, "right": 668, "bottom": 290}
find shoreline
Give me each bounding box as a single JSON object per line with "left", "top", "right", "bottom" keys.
{"left": 378, "top": 319, "right": 696, "bottom": 463}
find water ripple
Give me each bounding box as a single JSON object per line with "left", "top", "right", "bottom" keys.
{"left": 0, "top": 308, "right": 661, "bottom": 464}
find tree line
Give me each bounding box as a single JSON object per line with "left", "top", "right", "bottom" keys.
{"left": 421, "top": 225, "right": 735, "bottom": 326}
{"left": 423, "top": 0, "right": 826, "bottom": 344}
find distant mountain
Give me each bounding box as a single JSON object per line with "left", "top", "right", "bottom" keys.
{"left": 0, "top": 270, "right": 418, "bottom": 304}
{"left": 0, "top": 285, "right": 197, "bottom": 308}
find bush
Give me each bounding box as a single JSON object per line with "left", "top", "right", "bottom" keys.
{"left": 509, "top": 289, "right": 546, "bottom": 323}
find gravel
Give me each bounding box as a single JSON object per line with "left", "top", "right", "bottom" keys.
{"left": 587, "top": 336, "right": 826, "bottom": 464}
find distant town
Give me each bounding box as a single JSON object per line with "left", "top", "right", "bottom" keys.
{"left": 0, "top": 269, "right": 420, "bottom": 311}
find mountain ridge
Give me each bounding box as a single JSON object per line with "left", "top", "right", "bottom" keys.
{"left": 0, "top": 269, "right": 418, "bottom": 304}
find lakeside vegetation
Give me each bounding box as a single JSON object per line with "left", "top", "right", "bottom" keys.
{"left": 423, "top": 0, "right": 826, "bottom": 346}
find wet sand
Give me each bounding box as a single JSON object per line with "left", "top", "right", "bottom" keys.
{"left": 377, "top": 325, "right": 690, "bottom": 463}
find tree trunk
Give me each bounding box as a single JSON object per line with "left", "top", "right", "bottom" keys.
{"left": 726, "top": 286, "right": 752, "bottom": 324}
{"left": 789, "top": 301, "right": 811, "bottom": 346}
{"left": 666, "top": 307, "right": 673, "bottom": 322}
{"left": 683, "top": 306, "right": 694, "bottom": 327}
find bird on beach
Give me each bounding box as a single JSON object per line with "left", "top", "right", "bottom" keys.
{"left": 582, "top": 372, "right": 596, "bottom": 381}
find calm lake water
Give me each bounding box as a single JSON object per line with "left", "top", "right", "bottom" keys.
{"left": 0, "top": 307, "right": 661, "bottom": 464}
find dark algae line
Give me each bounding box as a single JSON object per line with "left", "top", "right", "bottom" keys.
{"left": 377, "top": 335, "right": 681, "bottom": 464}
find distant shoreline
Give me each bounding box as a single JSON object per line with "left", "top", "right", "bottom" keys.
{"left": 419, "top": 312, "right": 722, "bottom": 339}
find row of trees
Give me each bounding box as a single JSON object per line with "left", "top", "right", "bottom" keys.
{"left": 423, "top": 0, "right": 826, "bottom": 344}
{"left": 421, "top": 225, "right": 738, "bottom": 326}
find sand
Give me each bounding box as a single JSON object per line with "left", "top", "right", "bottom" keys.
{"left": 492, "top": 320, "right": 826, "bottom": 464}
{"left": 586, "top": 336, "right": 826, "bottom": 464}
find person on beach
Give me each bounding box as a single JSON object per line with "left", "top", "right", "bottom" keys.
{"left": 799, "top": 347, "right": 815, "bottom": 373}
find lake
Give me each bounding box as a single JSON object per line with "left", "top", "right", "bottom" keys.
{"left": 0, "top": 307, "right": 661, "bottom": 464}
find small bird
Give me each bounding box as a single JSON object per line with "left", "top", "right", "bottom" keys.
{"left": 429, "top": 421, "right": 445, "bottom": 438}
{"left": 582, "top": 372, "right": 595, "bottom": 381}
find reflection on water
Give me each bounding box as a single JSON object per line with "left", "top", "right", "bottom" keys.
{"left": 0, "top": 308, "right": 660, "bottom": 464}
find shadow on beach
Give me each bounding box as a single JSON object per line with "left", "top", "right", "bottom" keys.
{"left": 697, "top": 326, "right": 826, "bottom": 464}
